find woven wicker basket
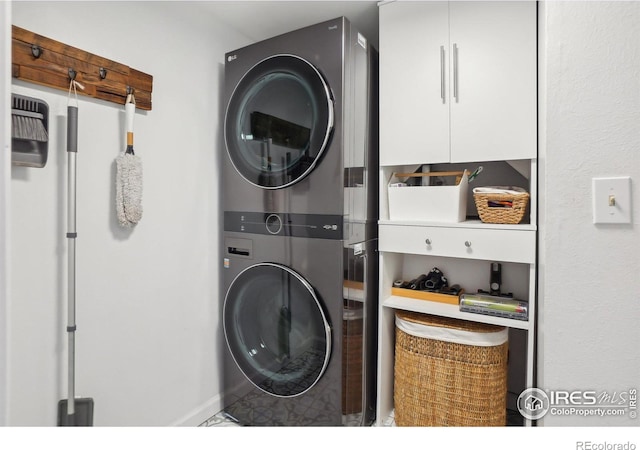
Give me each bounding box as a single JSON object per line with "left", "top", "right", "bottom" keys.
{"left": 342, "top": 311, "right": 364, "bottom": 414}
{"left": 473, "top": 189, "right": 529, "bottom": 224}
{"left": 394, "top": 311, "right": 508, "bottom": 426}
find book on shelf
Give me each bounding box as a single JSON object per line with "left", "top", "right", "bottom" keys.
{"left": 459, "top": 293, "right": 528, "bottom": 321}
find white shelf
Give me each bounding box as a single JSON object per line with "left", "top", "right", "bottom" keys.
{"left": 379, "top": 218, "right": 536, "bottom": 232}
{"left": 382, "top": 295, "right": 531, "bottom": 330}
{"left": 376, "top": 0, "right": 537, "bottom": 427}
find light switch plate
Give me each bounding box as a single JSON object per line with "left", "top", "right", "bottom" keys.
{"left": 592, "top": 176, "right": 632, "bottom": 224}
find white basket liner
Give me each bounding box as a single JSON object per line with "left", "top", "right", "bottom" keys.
{"left": 395, "top": 315, "right": 508, "bottom": 347}
{"left": 472, "top": 186, "right": 527, "bottom": 195}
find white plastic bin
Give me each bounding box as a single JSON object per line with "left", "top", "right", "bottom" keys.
{"left": 387, "top": 170, "right": 469, "bottom": 222}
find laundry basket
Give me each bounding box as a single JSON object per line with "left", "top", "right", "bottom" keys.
{"left": 342, "top": 303, "right": 364, "bottom": 415}
{"left": 394, "top": 311, "right": 509, "bottom": 426}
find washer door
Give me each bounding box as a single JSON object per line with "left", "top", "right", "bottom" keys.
{"left": 223, "top": 263, "right": 332, "bottom": 397}
{"left": 224, "top": 54, "right": 334, "bottom": 189}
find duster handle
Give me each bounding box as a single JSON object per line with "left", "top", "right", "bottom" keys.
{"left": 125, "top": 93, "right": 135, "bottom": 146}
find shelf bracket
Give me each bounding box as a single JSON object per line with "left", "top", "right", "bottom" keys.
{"left": 506, "top": 160, "right": 531, "bottom": 180}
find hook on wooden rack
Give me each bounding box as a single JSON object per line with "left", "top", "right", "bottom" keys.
{"left": 31, "top": 44, "right": 42, "bottom": 59}
{"left": 68, "top": 68, "right": 77, "bottom": 81}
{"left": 99, "top": 67, "right": 107, "bottom": 80}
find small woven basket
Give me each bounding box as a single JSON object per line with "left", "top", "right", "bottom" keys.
{"left": 394, "top": 311, "right": 508, "bottom": 426}
{"left": 473, "top": 187, "right": 529, "bottom": 224}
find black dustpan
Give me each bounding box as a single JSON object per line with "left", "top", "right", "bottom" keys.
{"left": 57, "top": 398, "right": 94, "bottom": 426}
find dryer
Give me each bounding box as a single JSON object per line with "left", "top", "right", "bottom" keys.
{"left": 222, "top": 16, "right": 378, "bottom": 221}
{"left": 220, "top": 17, "right": 379, "bottom": 426}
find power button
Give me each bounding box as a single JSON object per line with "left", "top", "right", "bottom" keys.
{"left": 265, "top": 214, "right": 283, "bottom": 235}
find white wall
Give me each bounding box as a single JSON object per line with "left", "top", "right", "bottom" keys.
{"left": 1, "top": 0, "right": 11, "bottom": 427}
{"left": 6, "top": 0, "right": 640, "bottom": 429}
{"left": 539, "top": 1, "right": 640, "bottom": 426}
{"left": 8, "top": 1, "right": 250, "bottom": 426}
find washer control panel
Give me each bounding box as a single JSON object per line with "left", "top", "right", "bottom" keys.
{"left": 224, "top": 211, "right": 343, "bottom": 240}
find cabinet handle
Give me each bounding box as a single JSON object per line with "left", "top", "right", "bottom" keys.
{"left": 453, "top": 43, "right": 459, "bottom": 102}
{"left": 425, "top": 238, "right": 432, "bottom": 245}
{"left": 440, "top": 46, "right": 445, "bottom": 104}
{"left": 464, "top": 240, "right": 472, "bottom": 248}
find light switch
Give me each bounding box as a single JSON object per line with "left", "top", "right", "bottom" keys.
{"left": 592, "top": 177, "right": 632, "bottom": 224}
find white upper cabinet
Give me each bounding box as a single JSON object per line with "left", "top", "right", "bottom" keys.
{"left": 449, "top": 1, "right": 537, "bottom": 163}
{"left": 379, "top": 1, "right": 537, "bottom": 165}
{"left": 380, "top": 1, "right": 450, "bottom": 165}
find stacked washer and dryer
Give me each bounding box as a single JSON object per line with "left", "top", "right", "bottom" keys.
{"left": 221, "top": 17, "right": 379, "bottom": 426}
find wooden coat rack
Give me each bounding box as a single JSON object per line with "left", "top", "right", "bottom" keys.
{"left": 12, "top": 25, "right": 153, "bottom": 110}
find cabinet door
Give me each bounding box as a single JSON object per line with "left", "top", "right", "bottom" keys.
{"left": 449, "top": 1, "right": 537, "bottom": 163}
{"left": 379, "top": 1, "right": 450, "bottom": 165}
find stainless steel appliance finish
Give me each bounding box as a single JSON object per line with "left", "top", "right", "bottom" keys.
{"left": 222, "top": 216, "right": 377, "bottom": 426}
{"left": 221, "top": 17, "right": 378, "bottom": 426}
{"left": 222, "top": 17, "right": 378, "bottom": 221}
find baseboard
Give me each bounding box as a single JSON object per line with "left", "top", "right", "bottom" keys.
{"left": 169, "top": 395, "right": 223, "bottom": 427}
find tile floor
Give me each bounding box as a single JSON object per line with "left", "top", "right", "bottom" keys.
{"left": 199, "top": 410, "right": 391, "bottom": 427}
{"left": 200, "top": 408, "right": 520, "bottom": 427}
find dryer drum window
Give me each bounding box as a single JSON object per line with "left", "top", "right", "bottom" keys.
{"left": 225, "top": 54, "right": 334, "bottom": 189}
{"left": 223, "top": 263, "right": 332, "bottom": 398}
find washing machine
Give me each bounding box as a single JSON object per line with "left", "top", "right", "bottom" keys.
{"left": 220, "top": 17, "right": 378, "bottom": 426}
{"left": 222, "top": 216, "right": 377, "bottom": 426}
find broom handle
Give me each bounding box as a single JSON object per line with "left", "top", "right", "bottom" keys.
{"left": 66, "top": 106, "right": 78, "bottom": 422}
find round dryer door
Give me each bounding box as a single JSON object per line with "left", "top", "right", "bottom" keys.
{"left": 223, "top": 263, "right": 332, "bottom": 398}
{"left": 224, "top": 54, "right": 334, "bottom": 189}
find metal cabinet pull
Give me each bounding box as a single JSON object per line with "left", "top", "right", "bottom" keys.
{"left": 425, "top": 238, "right": 432, "bottom": 245}
{"left": 453, "top": 43, "right": 459, "bottom": 102}
{"left": 464, "top": 240, "right": 472, "bottom": 248}
{"left": 440, "top": 46, "right": 445, "bottom": 104}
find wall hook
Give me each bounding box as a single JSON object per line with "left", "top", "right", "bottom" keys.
{"left": 68, "top": 68, "right": 77, "bottom": 81}
{"left": 31, "top": 44, "right": 42, "bottom": 59}
{"left": 126, "top": 86, "right": 134, "bottom": 95}
{"left": 99, "top": 67, "right": 107, "bottom": 79}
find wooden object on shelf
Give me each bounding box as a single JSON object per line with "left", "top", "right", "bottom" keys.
{"left": 343, "top": 280, "right": 364, "bottom": 290}
{"left": 393, "top": 171, "right": 465, "bottom": 185}
{"left": 391, "top": 287, "right": 462, "bottom": 306}
{"left": 12, "top": 25, "right": 153, "bottom": 110}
